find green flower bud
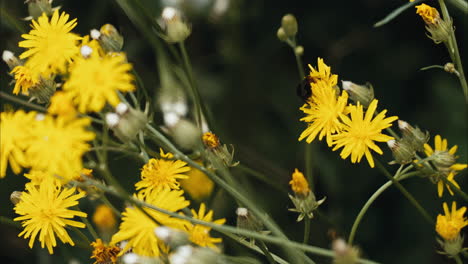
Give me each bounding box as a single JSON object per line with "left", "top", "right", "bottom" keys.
{"left": 170, "top": 246, "right": 222, "bottom": 264}
{"left": 341, "top": 80, "right": 374, "bottom": 108}
{"left": 295, "top": 45, "right": 304, "bottom": 56}
{"left": 236, "top": 207, "right": 263, "bottom": 233}
{"left": 169, "top": 119, "right": 202, "bottom": 150}
{"left": 437, "top": 235, "right": 464, "bottom": 257}
{"left": 97, "top": 24, "right": 124, "bottom": 53}
{"left": 160, "top": 7, "right": 191, "bottom": 43}
{"left": 29, "top": 77, "right": 57, "bottom": 104}
{"left": 332, "top": 238, "right": 360, "bottom": 264}
{"left": 26, "top": 0, "right": 53, "bottom": 19}
{"left": 10, "top": 191, "right": 22, "bottom": 205}
{"left": 289, "top": 191, "right": 326, "bottom": 222}
{"left": 398, "top": 120, "right": 429, "bottom": 152}
{"left": 387, "top": 139, "right": 416, "bottom": 165}
{"left": 2, "top": 51, "right": 21, "bottom": 70}
{"left": 281, "top": 14, "right": 298, "bottom": 37}
{"left": 107, "top": 103, "right": 148, "bottom": 142}
{"left": 425, "top": 18, "right": 453, "bottom": 44}
{"left": 277, "top": 27, "right": 288, "bottom": 42}
{"left": 154, "top": 226, "right": 190, "bottom": 249}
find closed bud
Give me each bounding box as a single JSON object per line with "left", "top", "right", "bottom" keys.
{"left": 98, "top": 24, "right": 124, "bottom": 53}
{"left": 387, "top": 139, "right": 416, "bottom": 165}
{"left": 29, "top": 77, "right": 57, "bottom": 104}
{"left": 236, "top": 207, "right": 264, "bottom": 233}
{"left": 281, "top": 14, "right": 298, "bottom": 37}
{"left": 289, "top": 187, "right": 326, "bottom": 222}
{"left": 437, "top": 235, "right": 464, "bottom": 257}
{"left": 432, "top": 151, "right": 456, "bottom": 171}
{"left": 276, "top": 27, "right": 288, "bottom": 42}
{"left": 295, "top": 45, "right": 304, "bottom": 56}
{"left": 398, "top": 120, "right": 429, "bottom": 152}
{"left": 10, "top": 191, "right": 22, "bottom": 205}
{"left": 170, "top": 246, "right": 221, "bottom": 264}
{"left": 202, "top": 132, "right": 239, "bottom": 167}
{"left": 341, "top": 80, "right": 374, "bottom": 108}
{"left": 443, "top": 62, "right": 459, "bottom": 76}
{"left": 169, "top": 119, "right": 202, "bottom": 150}
{"left": 110, "top": 105, "right": 148, "bottom": 142}
{"left": 159, "top": 7, "right": 191, "bottom": 43}
{"left": 155, "top": 226, "right": 190, "bottom": 249}
{"left": 425, "top": 18, "right": 453, "bottom": 44}
{"left": 2, "top": 50, "right": 21, "bottom": 70}
{"left": 26, "top": 0, "right": 53, "bottom": 19}
{"left": 332, "top": 238, "right": 360, "bottom": 264}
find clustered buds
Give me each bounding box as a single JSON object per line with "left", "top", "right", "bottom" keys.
{"left": 387, "top": 120, "right": 429, "bottom": 165}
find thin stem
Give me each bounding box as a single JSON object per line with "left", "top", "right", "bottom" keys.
{"left": 179, "top": 41, "right": 203, "bottom": 128}
{"left": 257, "top": 240, "right": 277, "bottom": 264}
{"left": 454, "top": 254, "right": 463, "bottom": 264}
{"left": 71, "top": 227, "right": 91, "bottom": 246}
{"left": 375, "top": 160, "right": 434, "bottom": 225}
{"left": 80, "top": 214, "right": 99, "bottom": 240}
{"left": 447, "top": 0, "right": 468, "bottom": 13}
{"left": 100, "top": 195, "right": 122, "bottom": 217}
{"left": 438, "top": 0, "right": 468, "bottom": 103}
{"left": 0, "top": 216, "right": 21, "bottom": 229}
{"left": 441, "top": 175, "right": 468, "bottom": 202}
{"left": 236, "top": 164, "right": 287, "bottom": 194}
{"left": 0, "top": 91, "right": 47, "bottom": 112}
{"left": 303, "top": 218, "right": 311, "bottom": 244}
{"left": 77, "top": 178, "right": 380, "bottom": 264}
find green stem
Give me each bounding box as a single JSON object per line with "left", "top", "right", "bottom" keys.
{"left": 257, "top": 240, "right": 277, "bottom": 264}
{"left": 100, "top": 195, "right": 122, "bottom": 217}
{"left": 179, "top": 41, "right": 203, "bottom": 128}
{"left": 80, "top": 214, "right": 99, "bottom": 240}
{"left": 375, "top": 160, "right": 434, "bottom": 225}
{"left": 71, "top": 227, "right": 91, "bottom": 246}
{"left": 236, "top": 164, "right": 287, "bottom": 194}
{"left": 0, "top": 91, "right": 47, "bottom": 112}
{"left": 454, "top": 254, "right": 463, "bottom": 264}
{"left": 303, "top": 217, "right": 311, "bottom": 244}
{"left": 447, "top": 0, "right": 468, "bottom": 13}
{"left": 441, "top": 175, "right": 468, "bottom": 202}
{"left": 0, "top": 216, "right": 21, "bottom": 229}
{"left": 77, "top": 178, "right": 380, "bottom": 264}
{"left": 438, "top": 0, "right": 468, "bottom": 103}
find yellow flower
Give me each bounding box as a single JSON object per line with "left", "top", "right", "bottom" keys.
{"left": 289, "top": 169, "right": 310, "bottom": 196}
{"left": 26, "top": 115, "right": 95, "bottom": 181}
{"left": 48, "top": 91, "right": 77, "bottom": 119}
{"left": 202, "top": 132, "right": 221, "bottom": 148}
{"left": 136, "top": 149, "right": 190, "bottom": 195}
{"left": 23, "top": 170, "right": 57, "bottom": 186}
{"left": 110, "top": 189, "right": 190, "bottom": 257}
{"left": 415, "top": 4, "right": 440, "bottom": 25}
{"left": 0, "top": 110, "right": 37, "bottom": 178}
{"left": 331, "top": 99, "right": 398, "bottom": 168}
{"left": 11, "top": 65, "right": 39, "bottom": 95}
{"left": 63, "top": 52, "right": 135, "bottom": 113}
{"left": 186, "top": 203, "right": 225, "bottom": 249}
{"left": 14, "top": 178, "right": 87, "bottom": 254}
{"left": 19, "top": 10, "right": 81, "bottom": 78}
{"left": 92, "top": 204, "right": 117, "bottom": 231}
{"left": 180, "top": 162, "right": 214, "bottom": 201}
{"left": 90, "top": 239, "right": 120, "bottom": 264}
{"left": 436, "top": 202, "right": 468, "bottom": 241}
{"left": 298, "top": 80, "right": 349, "bottom": 146}
{"left": 424, "top": 135, "right": 467, "bottom": 197}
{"left": 307, "top": 57, "right": 338, "bottom": 87}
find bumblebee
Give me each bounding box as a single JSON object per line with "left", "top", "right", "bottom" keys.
{"left": 296, "top": 75, "right": 313, "bottom": 102}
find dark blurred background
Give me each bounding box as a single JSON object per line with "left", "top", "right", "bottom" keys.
{"left": 1, "top": 0, "right": 467, "bottom": 263}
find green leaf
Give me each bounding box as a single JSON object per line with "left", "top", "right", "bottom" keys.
{"left": 374, "top": 0, "right": 423, "bottom": 28}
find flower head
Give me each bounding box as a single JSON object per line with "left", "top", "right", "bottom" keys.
{"left": 298, "top": 80, "right": 348, "bottom": 146}
{"left": 416, "top": 4, "right": 440, "bottom": 25}
{"left": 48, "top": 91, "right": 77, "bottom": 119}
{"left": 63, "top": 51, "right": 135, "bottom": 113}
{"left": 202, "top": 132, "right": 220, "bottom": 149}
{"left": 26, "top": 115, "right": 95, "bottom": 181}
{"left": 186, "top": 203, "right": 225, "bottom": 249}
{"left": 307, "top": 58, "right": 338, "bottom": 87}
{"left": 14, "top": 178, "right": 87, "bottom": 254}
{"left": 136, "top": 149, "right": 190, "bottom": 195}
{"left": 436, "top": 202, "right": 468, "bottom": 241}
{"left": 11, "top": 65, "right": 39, "bottom": 95}
{"left": 331, "top": 99, "right": 398, "bottom": 168}
{"left": 0, "top": 110, "right": 37, "bottom": 177}
{"left": 110, "top": 189, "right": 190, "bottom": 257}
{"left": 289, "top": 169, "right": 310, "bottom": 197}
{"left": 180, "top": 162, "right": 214, "bottom": 201}
{"left": 424, "top": 135, "right": 467, "bottom": 197}
{"left": 19, "top": 10, "right": 81, "bottom": 78}
{"left": 92, "top": 204, "right": 117, "bottom": 231}
{"left": 91, "top": 239, "right": 120, "bottom": 264}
